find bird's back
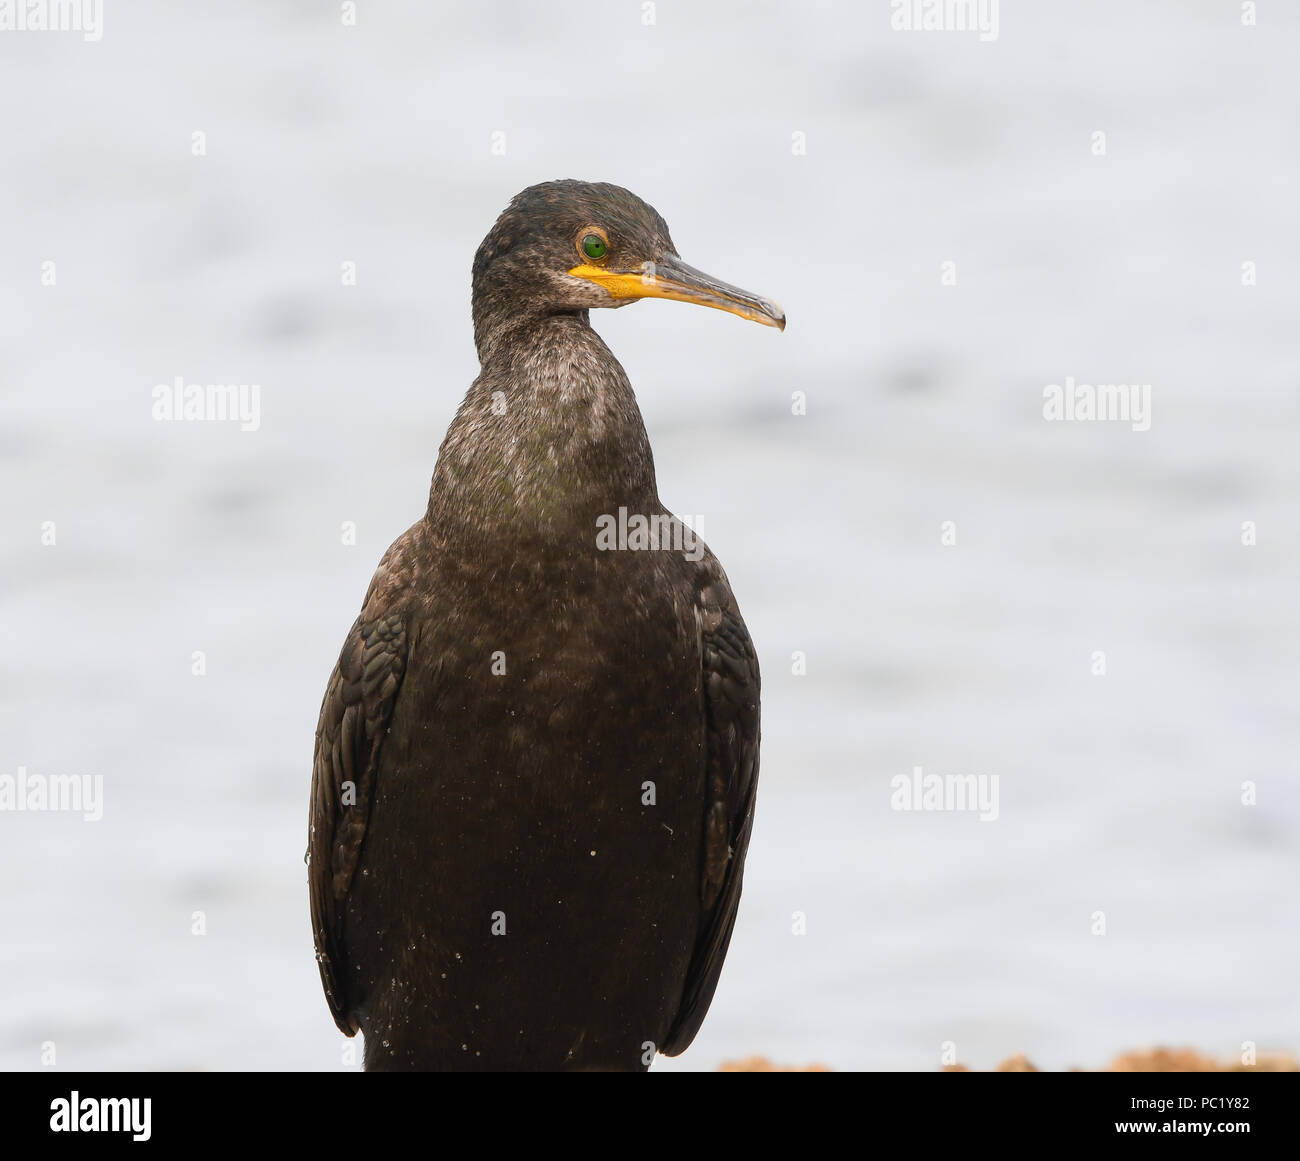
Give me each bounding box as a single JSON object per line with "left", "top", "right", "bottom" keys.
{"left": 328, "top": 520, "right": 711, "bottom": 1069}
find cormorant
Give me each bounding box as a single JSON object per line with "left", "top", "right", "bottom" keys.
{"left": 308, "top": 180, "right": 783, "bottom": 1070}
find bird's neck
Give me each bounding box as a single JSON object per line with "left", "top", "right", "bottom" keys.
{"left": 427, "top": 313, "right": 661, "bottom": 549}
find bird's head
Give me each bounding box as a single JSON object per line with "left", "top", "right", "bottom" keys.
{"left": 471, "top": 180, "right": 785, "bottom": 353}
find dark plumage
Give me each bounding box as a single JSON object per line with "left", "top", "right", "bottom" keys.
{"left": 308, "top": 180, "right": 782, "bottom": 1071}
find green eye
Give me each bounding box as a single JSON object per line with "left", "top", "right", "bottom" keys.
{"left": 581, "top": 233, "right": 607, "bottom": 260}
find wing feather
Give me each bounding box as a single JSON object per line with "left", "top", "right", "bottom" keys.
{"left": 663, "top": 587, "right": 760, "bottom": 1056}
{"left": 307, "top": 610, "right": 407, "bottom": 1034}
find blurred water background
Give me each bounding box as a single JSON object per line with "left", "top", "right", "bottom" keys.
{"left": 1, "top": 1, "right": 1297, "bottom": 1070}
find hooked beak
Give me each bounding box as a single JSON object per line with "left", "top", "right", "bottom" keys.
{"left": 567, "top": 254, "right": 786, "bottom": 331}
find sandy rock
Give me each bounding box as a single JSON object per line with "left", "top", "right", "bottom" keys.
{"left": 996, "top": 1054, "right": 1039, "bottom": 1072}
{"left": 718, "top": 1056, "right": 831, "bottom": 1072}
{"left": 945, "top": 1046, "right": 1299, "bottom": 1072}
